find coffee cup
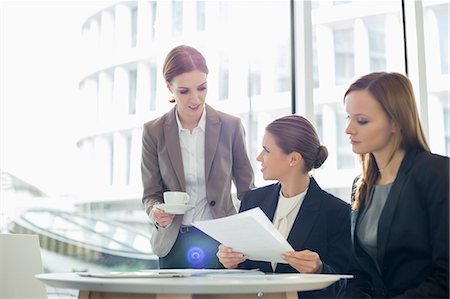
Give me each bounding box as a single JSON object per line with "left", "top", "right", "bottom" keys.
{"left": 163, "top": 191, "right": 190, "bottom": 205}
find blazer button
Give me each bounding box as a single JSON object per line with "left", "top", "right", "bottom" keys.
{"left": 209, "top": 200, "right": 216, "bottom": 207}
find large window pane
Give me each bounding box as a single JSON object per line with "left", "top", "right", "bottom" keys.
{"left": 311, "top": 1, "right": 405, "bottom": 200}
{"left": 2, "top": 0, "right": 291, "bottom": 275}
{"left": 423, "top": 1, "right": 450, "bottom": 156}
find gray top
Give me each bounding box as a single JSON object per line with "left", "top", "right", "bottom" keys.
{"left": 356, "top": 183, "right": 392, "bottom": 272}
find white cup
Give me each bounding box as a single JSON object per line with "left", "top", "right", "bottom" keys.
{"left": 163, "top": 191, "right": 190, "bottom": 205}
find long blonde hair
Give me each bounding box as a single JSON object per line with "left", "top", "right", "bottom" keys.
{"left": 344, "top": 72, "right": 430, "bottom": 210}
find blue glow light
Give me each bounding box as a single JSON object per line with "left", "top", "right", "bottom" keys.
{"left": 186, "top": 246, "right": 205, "bottom": 267}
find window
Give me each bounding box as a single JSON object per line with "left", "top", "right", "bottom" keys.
{"left": 125, "top": 133, "right": 132, "bottom": 185}
{"left": 334, "top": 28, "right": 355, "bottom": 86}
{"left": 128, "top": 69, "right": 137, "bottom": 114}
{"left": 423, "top": 1, "right": 450, "bottom": 156}
{"left": 437, "top": 14, "right": 449, "bottom": 74}
{"left": 172, "top": 0, "right": 183, "bottom": 36}
{"left": 368, "top": 28, "right": 386, "bottom": 71}
{"left": 150, "top": 2, "right": 157, "bottom": 40}
{"left": 312, "top": 0, "right": 404, "bottom": 199}
{"left": 218, "top": 53, "right": 229, "bottom": 101}
{"left": 150, "top": 63, "right": 157, "bottom": 111}
{"left": 196, "top": 1, "right": 205, "bottom": 32}
{"left": 248, "top": 64, "right": 261, "bottom": 98}
{"left": 131, "top": 6, "right": 137, "bottom": 47}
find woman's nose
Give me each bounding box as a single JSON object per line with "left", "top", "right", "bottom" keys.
{"left": 256, "top": 152, "right": 262, "bottom": 162}
{"left": 345, "top": 121, "right": 355, "bottom": 135}
{"left": 190, "top": 91, "right": 201, "bottom": 103}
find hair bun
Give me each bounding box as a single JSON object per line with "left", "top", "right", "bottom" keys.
{"left": 313, "top": 145, "right": 328, "bottom": 169}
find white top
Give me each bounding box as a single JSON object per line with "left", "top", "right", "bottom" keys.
{"left": 272, "top": 188, "right": 307, "bottom": 270}
{"left": 176, "top": 108, "right": 213, "bottom": 225}
{"left": 273, "top": 188, "right": 307, "bottom": 238}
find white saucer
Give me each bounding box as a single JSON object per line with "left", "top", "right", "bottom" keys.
{"left": 155, "top": 203, "right": 195, "bottom": 214}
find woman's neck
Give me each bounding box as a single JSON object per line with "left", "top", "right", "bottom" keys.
{"left": 177, "top": 112, "right": 201, "bottom": 133}
{"left": 280, "top": 173, "right": 310, "bottom": 198}
{"left": 375, "top": 149, "right": 406, "bottom": 185}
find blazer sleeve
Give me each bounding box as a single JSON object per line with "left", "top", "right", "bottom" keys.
{"left": 141, "top": 123, "right": 164, "bottom": 215}
{"left": 395, "top": 157, "right": 449, "bottom": 298}
{"left": 231, "top": 120, "right": 255, "bottom": 200}
{"left": 344, "top": 245, "right": 373, "bottom": 298}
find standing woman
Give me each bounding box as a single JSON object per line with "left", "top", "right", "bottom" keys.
{"left": 217, "top": 115, "right": 351, "bottom": 298}
{"left": 141, "top": 45, "right": 254, "bottom": 269}
{"left": 343, "top": 72, "right": 449, "bottom": 298}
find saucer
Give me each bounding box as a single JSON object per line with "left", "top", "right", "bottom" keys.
{"left": 155, "top": 203, "right": 195, "bottom": 214}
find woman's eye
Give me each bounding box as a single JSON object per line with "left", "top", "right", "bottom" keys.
{"left": 179, "top": 90, "right": 188, "bottom": 95}
{"left": 357, "top": 119, "right": 368, "bottom": 125}
{"left": 198, "top": 86, "right": 207, "bottom": 91}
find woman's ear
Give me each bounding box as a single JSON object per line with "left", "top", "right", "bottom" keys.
{"left": 390, "top": 120, "right": 398, "bottom": 133}
{"left": 166, "top": 82, "right": 173, "bottom": 93}
{"left": 289, "top": 152, "right": 302, "bottom": 166}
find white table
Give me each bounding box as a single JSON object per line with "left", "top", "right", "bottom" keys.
{"left": 36, "top": 272, "right": 350, "bottom": 299}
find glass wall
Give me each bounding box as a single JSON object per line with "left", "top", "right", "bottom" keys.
{"left": 2, "top": 0, "right": 291, "bottom": 274}
{"left": 311, "top": 0, "right": 405, "bottom": 200}
{"left": 423, "top": 1, "right": 450, "bottom": 156}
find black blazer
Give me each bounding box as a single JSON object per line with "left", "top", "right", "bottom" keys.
{"left": 345, "top": 149, "right": 449, "bottom": 298}
{"left": 238, "top": 177, "right": 352, "bottom": 298}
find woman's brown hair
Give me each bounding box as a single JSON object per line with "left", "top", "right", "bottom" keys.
{"left": 163, "top": 45, "right": 208, "bottom": 103}
{"left": 266, "top": 115, "right": 328, "bottom": 173}
{"left": 344, "top": 72, "right": 430, "bottom": 210}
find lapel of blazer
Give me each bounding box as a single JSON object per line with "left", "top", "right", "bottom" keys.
{"left": 259, "top": 183, "right": 282, "bottom": 222}
{"left": 163, "top": 107, "right": 185, "bottom": 190}
{"left": 376, "top": 148, "right": 418, "bottom": 269}
{"left": 286, "top": 177, "right": 322, "bottom": 250}
{"left": 204, "top": 104, "right": 221, "bottom": 182}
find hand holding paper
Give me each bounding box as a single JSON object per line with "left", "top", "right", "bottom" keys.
{"left": 193, "top": 207, "right": 294, "bottom": 263}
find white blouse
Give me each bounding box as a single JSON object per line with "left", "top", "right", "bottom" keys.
{"left": 176, "top": 108, "right": 213, "bottom": 225}
{"left": 271, "top": 187, "right": 307, "bottom": 270}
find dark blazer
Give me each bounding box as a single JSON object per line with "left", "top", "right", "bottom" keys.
{"left": 141, "top": 104, "right": 255, "bottom": 257}
{"left": 345, "top": 148, "right": 449, "bottom": 298}
{"left": 238, "top": 177, "right": 352, "bottom": 298}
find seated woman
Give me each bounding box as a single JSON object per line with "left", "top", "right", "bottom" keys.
{"left": 217, "top": 115, "right": 352, "bottom": 298}
{"left": 343, "top": 72, "right": 449, "bottom": 298}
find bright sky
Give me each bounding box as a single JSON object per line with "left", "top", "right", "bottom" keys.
{"left": 1, "top": 1, "right": 105, "bottom": 196}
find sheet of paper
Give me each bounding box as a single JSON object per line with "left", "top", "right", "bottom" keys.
{"left": 193, "top": 207, "right": 294, "bottom": 263}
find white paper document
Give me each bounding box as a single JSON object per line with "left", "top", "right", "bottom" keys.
{"left": 193, "top": 207, "right": 294, "bottom": 263}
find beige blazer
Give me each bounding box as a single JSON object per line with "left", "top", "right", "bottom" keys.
{"left": 141, "top": 104, "right": 255, "bottom": 257}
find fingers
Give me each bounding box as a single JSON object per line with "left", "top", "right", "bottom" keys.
{"left": 282, "top": 249, "right": 323, "bottom": 274}
{"left": 151, "top": 208, "right": 175, "bottom": 228}
{"left": 283, "top": 249, "right": 317, "bottom": 261}
{"left": 216, "top": 244, "right": 247, "bottom": 269}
